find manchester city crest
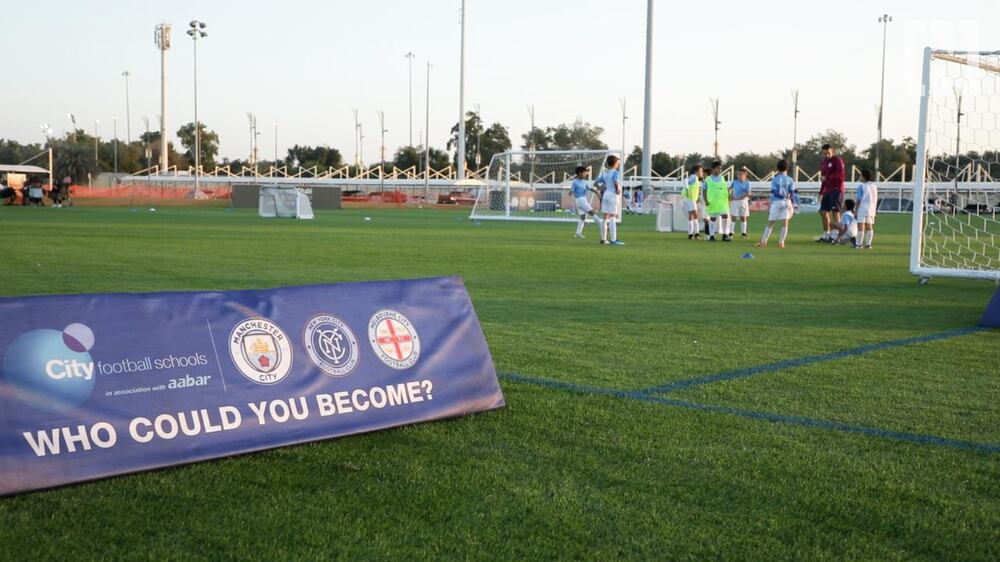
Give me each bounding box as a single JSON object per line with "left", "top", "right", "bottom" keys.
{"left": 303, "top": 314, "right": 359, "bottom": 377}
{"left": 228, "top": 318, "right": 293, "bottom": 385}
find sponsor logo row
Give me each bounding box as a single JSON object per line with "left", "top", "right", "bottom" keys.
{"left": 228, "top": 309, "right": 420, "bottom": 385}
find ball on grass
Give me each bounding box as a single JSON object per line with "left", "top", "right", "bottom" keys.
{"left": 149, "top": 208, "right": 157, "bottom": 213}
{"left": 364, "top": 217, "right": 372, "bottom": 222}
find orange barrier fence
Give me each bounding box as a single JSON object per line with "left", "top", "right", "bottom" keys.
{"left": 72, "top": 184, "right": 232, "bottom": 200}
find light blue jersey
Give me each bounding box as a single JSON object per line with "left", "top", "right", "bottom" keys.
{"left": 770, "top": 173, "right": 795, "bottom": 202}
{"left": 570, "top": 179, "right": 590, "bottom": 198}
{"left": 731, "top": 179, "right": 751, "bottom": 199}
{"left": 598, "top": 169, "right": 622, "bottom": 194}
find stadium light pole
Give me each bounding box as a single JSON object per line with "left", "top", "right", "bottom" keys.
{"left": 526, "top": 104, "right": 536, "bottom": 187}
{"left": 640, "top": 0, "right": 653, "bottom": 192}
{"left": 273, "top": 122, "right": 278, "bottom": 168}
{"left": 142, "top": 116, "right": 151, "bottom": 170}
{"left": 94, "top": 119, "right": 99, "bottom": 162}
{"left": 377, "top": 110, "right": 387, "bottom": 191}
{"left": 456, "top": 0, "right": 467, "bottom": 181}
{"left": 474, "top": 103, "right": 481, "bottom": 169}
{"left": 425, "top": 61, "right": 432, "bottom": 198}
{"left": 154, "top": 23, "right": 171, "bottom": 172}
{"left": 405, "top": 51, "right": 415, "bottom": 147}
{"left": 874, "top": 14, "right": 892, "bottom": 180}
{"left": 352, "top": 108, "right": 360, "bottom": 169}
{"left": 710, "top": 98, "right": 721, "bottom": 159}
{"left": 619, "top": 98, "right": 628, "bottom": 163}
{"left": 121, "top": 71, "right": 132, "bottom": 145}
{"left": 791, "top": 89, "right": 800, "bottom": 181}
{"left": 187, "top": 20, "right": 208, "bottom": 195}
{"left": 113, "top": 115, "right": 118, "bottom": 176}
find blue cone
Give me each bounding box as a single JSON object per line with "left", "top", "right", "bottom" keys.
{"left": 741, "top": 252, "right": 755, "bottom": 259}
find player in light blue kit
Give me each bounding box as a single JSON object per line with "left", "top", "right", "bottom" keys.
{"left": 570, "top": 165, "right": 603, "bottom": 239}
{"left": 756, "top": 159, "right": 798, "bottom": 248}
{"left": 729, "top": 166, "right": 752, "bottom": 239}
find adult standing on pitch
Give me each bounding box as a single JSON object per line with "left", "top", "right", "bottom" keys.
{"left": 817, "top": 143, "right": 845, "bottom": 242}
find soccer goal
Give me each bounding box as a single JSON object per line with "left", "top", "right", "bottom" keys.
{"left": 911, "top": 48, "right": 1000, "bottom": 281}
{"left": 259, "top": 185, "right": 314, "bottom": 219}
{"left": 469, "top": 150, "right": 623, "bottom": 222}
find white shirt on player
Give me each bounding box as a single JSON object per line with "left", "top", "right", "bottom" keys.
{"left": 855, "top": 182, "right": 878, "bottom": 219}
{"left": 840, "top": 210, "right": 858, "bottom": 238}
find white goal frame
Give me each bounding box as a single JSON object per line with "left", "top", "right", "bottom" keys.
{"left": 911, "top": 47, "right": 1000, "bottom": 281}
{"left": 469, "top": 149, "right": 624, "bottom": 223}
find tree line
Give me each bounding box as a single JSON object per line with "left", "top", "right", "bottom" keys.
{"left": 0, "top": 116, "right": 933, "bottom": 183}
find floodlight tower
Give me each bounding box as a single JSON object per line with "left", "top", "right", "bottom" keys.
{"left": 791, "top": 89, "right": 800, "bottom": 180}
{"left": 474, "top": 103, "right": 481, "bottom": 169}
{"left": 377, "top": 110, "right": 387, "bottom": 191}
{"left": 121, "top": 71, "right": 132, "bottom": 144}
{"left": 141, "top": 116, "right": 151, "bottom": 170}
{"left": 874, "top": 13, "right": 893, "bottom": 179}
{"left": 187, "top": 20, "right": 208, "bottom": 194}
{"left": 67, "top": 113, "right": 77, "bottom": 143}
{"left": 710, "top": 98, "right": 721, "bottom": 159}
{"left": 405, "top": 51, "right": 415, "bottom": 147}
{"left": 640, "top": 0, "right": 653, "bottom": 192}
{"left": 425, "top": 61, "right": 432, "bottom": 196}
{"left": 619, "top": 98, "right": 628, "bottom": 161}
{"left": 457, "top": 0, "right": 467, "bottom": 180}
{"left": 154, "top": 23, "right": 171, "bottom": 172}
{"left": 246, "top": 112, "right": 258, "bottom": 171}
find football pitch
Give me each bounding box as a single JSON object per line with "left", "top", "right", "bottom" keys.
{"left": 0, "top": 205, "right": 998, "bottom": 561}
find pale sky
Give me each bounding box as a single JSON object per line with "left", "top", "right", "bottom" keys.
{"left": 1, "top": 0, "right": 997, "bottom": 162}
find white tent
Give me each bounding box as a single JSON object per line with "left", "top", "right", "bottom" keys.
{"left": 258, "top": 185, "right": 314, "bottom": 219}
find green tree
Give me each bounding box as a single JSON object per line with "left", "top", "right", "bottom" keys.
{"left": 549, "top": 119, "right": 607, "bottom": 150}
{"left": 448, "top": 112, "right": 512, "bottom": 168}
{"left": 176, "top": 122, "right": 220, "bottom": 169}
{"left": 52, "top": 141, "right": 99, "bottom": 183}
{"left": 520, "top": 127, "right": 551, "bottom": 151}
{"left": 796, "top": 129, "right": 858, "bottom": 173}
{"left": 284, "top": 145, "right": 343, "bottom": 171}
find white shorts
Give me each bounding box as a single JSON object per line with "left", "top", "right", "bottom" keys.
{"left": 768, "top": 200, "right": 794, "bottom": 221}
{"left": 575, "top": 196, "right": 593, "bottom": 214}
{"left": 682, "top": 199, "right": 697, "bottom": 214}
{"left": 844, "top": 224, "right": 858, "bottom": 238}
{"left": 730, "top": 199, "right": 750, "bottom": 218}
{"left": 857, "top": 214, "right": 875, "bottom": 225}
{"left": 601, "top": 192, "right": 620, "bottom": 215}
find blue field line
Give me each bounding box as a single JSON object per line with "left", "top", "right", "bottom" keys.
{"left": 642, "top": 325, "right": 988, "bottom": 395}
{"left": 499, "top": 372, "right": 1000, "bottom": 455}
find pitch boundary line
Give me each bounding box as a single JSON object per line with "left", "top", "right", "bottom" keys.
{"left": 500, "top": 372, "right": 1000, "bottom": 455}
{"left": 641, "top": 326, "right": 988, "bottom": 395}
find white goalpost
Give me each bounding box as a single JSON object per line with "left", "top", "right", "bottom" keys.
{"left": 469, "top": 149, "right": 623, "bottom": 222}
{"left": 912, "top": 48, "right": 1000, "bottom": 281}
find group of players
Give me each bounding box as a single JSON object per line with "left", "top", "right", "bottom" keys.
{"left": 571, "top": 146, "right": 879, "bottom": 249}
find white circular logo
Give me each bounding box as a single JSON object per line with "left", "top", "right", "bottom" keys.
{"left": 368, "top": 310, "right": 420, "bottom": 370}
{"left": 304, "top": 314, "right": 359, "bottom": 377}
{"left": 228, "top": 318, "right": 293, "bottom": 385}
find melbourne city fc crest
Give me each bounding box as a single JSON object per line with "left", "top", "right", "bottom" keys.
{"left": 368, "top": 310, "right": 420, "bottom": 370}
{"left": 303, "top": 314, "right": 359, "bottom": 377}
{"left": 228, "top": 318, "right": 293, "bottom": 385}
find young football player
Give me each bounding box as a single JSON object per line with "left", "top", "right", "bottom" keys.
{"left": 855, "top": 169, "right": 879, "bottom": 249}
{"left": 571, "top": 165, "right": 603, "bottom": 238}
{"left": 729, "top": 166, "right": 752, "bottom": 238}
{"left": 756, "top": 159, "right": 797, "bottom": 248}
{"left": 704, "top": 161, "right": 731, "bottom": 241}
{"left": 597, "top": 155, "right": 625, "bottom": 245}
{"left": 682, "top": 164, "right": 704, "bottom": 239}
{"left": 830, "top": 198, "right": 859, "bottom": 247}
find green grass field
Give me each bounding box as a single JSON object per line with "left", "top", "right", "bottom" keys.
{"left": 0, "top": 205, "right": 998, "bottom": 561}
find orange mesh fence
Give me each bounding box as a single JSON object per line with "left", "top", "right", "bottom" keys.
{"left": 71, "top": 184, "right": 232, "bottom": 200}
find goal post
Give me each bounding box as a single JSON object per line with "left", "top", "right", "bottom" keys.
{"left": 470, "top": 149, "right": 624, "bottom": 222}
{"left": 911, "top": 48, "right": 1000, "bottom": 281}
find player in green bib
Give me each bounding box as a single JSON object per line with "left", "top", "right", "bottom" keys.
{"left": 704, "top": 161, "right": 732, "bottom": 241}
{"left": 682, "top": 164, "right": 703, "bottom": 239}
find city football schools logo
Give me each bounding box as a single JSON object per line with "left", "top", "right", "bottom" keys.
{"left": 368, "top": 310, "right": 420, "bottom": 370}
{"left": 304, "top": 314, "right": 359, "bottom": 377}
{"left": 229, "top": 318, "right": 293, "bottom": 385}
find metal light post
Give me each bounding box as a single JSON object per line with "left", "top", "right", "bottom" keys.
{"left": 791, "top": 89, "right": 800, "bottom": 180}
{"left": 273, "top": 122, "right": 278, "bottom": 168}
{"left": 154, "top": 23, "right": 171, "bottom": 172}
{"left": 425, "top": 61, "right": 432, "bottom": 198}
{"left": 457, "top": 0, "right": 467, "bottom": 180}
{"left": 710, "top": 98, "right": 721, "bottom": 159}
{"left": 246, "top": 112, "right": 258, "bottom": 172}
{"left": 113, "top": 115, "right": 118, "bottom": 176}
{"left": 526, "top": 105, "right": 536, "bottom": 187}
{"left": 121, "top": 71, "right": 132, "bottom": 145}
{"left": 875, "top": 14, "right": 892, "bottom": 179}
{"left": 405, "top": 51, "right": 415, "bottom": 147}
{"left": 94, "top": 119, "right": 99, "bottom": 162}
{"left": 142, "top": 116, "right": 151, "bottom": 170}
{"left": 187, "top": 20, "right": 207, "bottom": 194}
{"left": 474, "top": 103, "right": 481, "bottom": 169}
{"left": 619, "top": 98, "right": 628, "bottom": 162}
{"left": 640, "top": 0, "right": 653, "bottom": 192}
{"left": 377, "top": 110, "right": 387, "bottom": 191}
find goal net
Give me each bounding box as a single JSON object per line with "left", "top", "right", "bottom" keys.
{"left": 259, "top": 185, "right": 314, "bottom": 219}
{"left": 912, "top": 49, "right": 1000, "bottom": 280}
{"left": 470, "top": 150, "right": 622, "bottom": 222}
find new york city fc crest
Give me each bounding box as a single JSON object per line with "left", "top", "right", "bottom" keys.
{"left": 228, "top": 318, "right": 293, "bottom": 385}
{"left": 368, "top": 310, "right": 420, "bottom": 370}
{"left": 303, "top": 314, "right": 359, "bottom": 377}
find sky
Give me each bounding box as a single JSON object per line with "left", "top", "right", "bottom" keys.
{"left": 1, "top": 0, "right": 998, "bottom": 163}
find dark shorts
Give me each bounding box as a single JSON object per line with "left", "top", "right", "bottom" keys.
{"left": 820, "top": 191, "right": 842, "bottom": 212}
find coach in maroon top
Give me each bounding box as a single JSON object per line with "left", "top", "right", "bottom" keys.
{"left": 817, "top": 143, "right": 845, "bottom": 242}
